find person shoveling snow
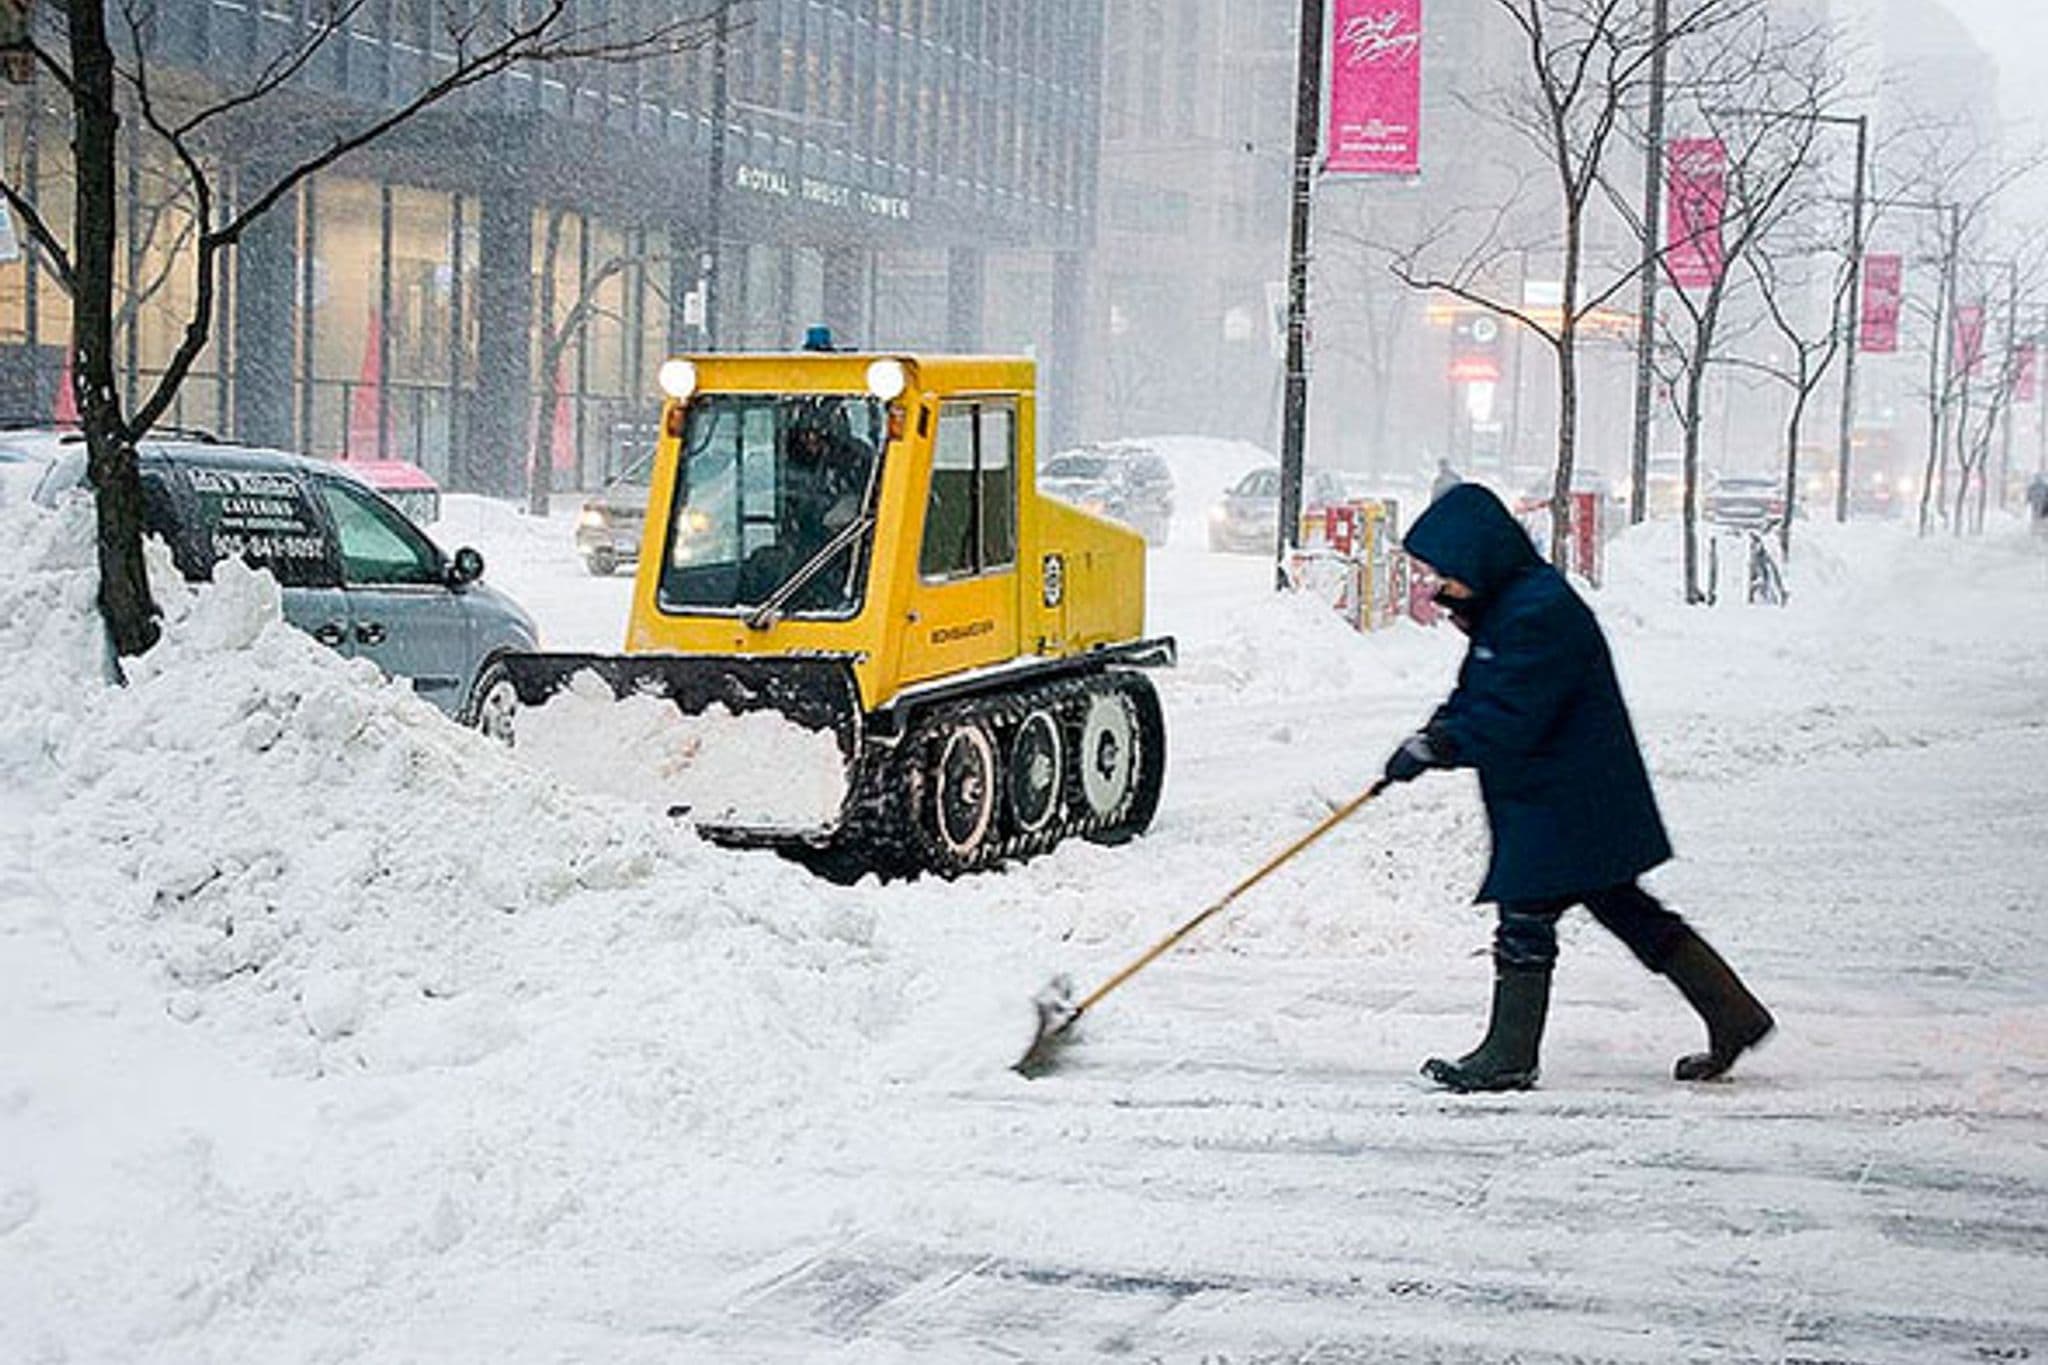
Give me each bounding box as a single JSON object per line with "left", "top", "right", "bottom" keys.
{"left": 1386, "top": 483, "right": 1775, "bottom": 1092}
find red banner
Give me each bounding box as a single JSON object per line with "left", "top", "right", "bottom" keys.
{"left": 1859, "top": 254, "right": 1902, "bottom": 354}
{"left": 1666, "top": 139, "right": 1727, "bottom": 289}
{"left": 1954, "top": 304, "right": 1985, "bottom": 378}
{"left": 1326, "top": 1, "right": 1424, "bottom": 177}
{"left": 2016, "top": 343, "right": 2037, "bottom": 405}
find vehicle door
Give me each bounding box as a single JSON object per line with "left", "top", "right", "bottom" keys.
{"left": 310, "top": 473, "right": 474, "bottom": 711}
{"left": 169, "top": 459, "right": 352, "bottom": 650}
{"left": 901, "top": 399, "right": 1022, "bottom": 683}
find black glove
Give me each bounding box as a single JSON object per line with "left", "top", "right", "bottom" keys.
{"left": 1383, "top": 731, "right": 1442, "bottom": 784}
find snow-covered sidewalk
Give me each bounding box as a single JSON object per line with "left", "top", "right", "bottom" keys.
{"left": 3, "top": 487, "right": 2044, "bottom": 1362}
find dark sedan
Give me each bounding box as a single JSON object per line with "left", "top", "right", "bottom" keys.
{"left": 1037, "top": 443, "right": 1176, "bottom": 547}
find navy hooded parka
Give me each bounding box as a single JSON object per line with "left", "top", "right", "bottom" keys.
{"left": 1403, "top": 485, "right": 1672, "bottom": 903}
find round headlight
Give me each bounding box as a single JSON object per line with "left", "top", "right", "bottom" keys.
{"left": 866, "top": 358, "right": 907, "bottom": 401}
{"left": 658, "top": 359, "right": 698, "bottom": 400}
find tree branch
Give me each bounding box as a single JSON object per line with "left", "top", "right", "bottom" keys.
{"left": 0, "top": 175, "right": 76, "bottom": 291}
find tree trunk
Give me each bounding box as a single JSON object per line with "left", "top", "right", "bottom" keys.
{"left": 1552, "top": 324, "right": 1577, "bottom": 571}
{"left": 73, "top": 0, "right": 158, "bottom": 658}
{"left": 1950, "top": 386, "right": 1973, "bottom": 538}
{"left": 1681, "top": 359, "right": 1706, "bottom": 603}
{"left": 1781, "top": 386, "right": 1809, "bottom": 561}
{"left": 529, "top": 340, "right": 568, "bottom": 519}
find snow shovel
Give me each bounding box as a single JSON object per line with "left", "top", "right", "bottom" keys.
{"left": 1014, "top": 778, "right": 1392, "bottom": 1077}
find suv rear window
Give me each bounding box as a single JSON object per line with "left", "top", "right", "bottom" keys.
{"left": 176, "top": 463, "right": 338, "bottom": 587}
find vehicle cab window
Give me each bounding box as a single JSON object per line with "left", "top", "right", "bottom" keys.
{"left": 315, "top": 476, "right": 443, "bottom": 585}
{"left": 920, "top": 400, "right": 1016, "bottom": 580}
{"left": 657, "top": 393, "right": 882, "bottom": 616}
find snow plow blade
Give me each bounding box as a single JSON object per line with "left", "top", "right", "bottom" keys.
{"left": 493, "top": 651, "right": 866, "bottom": 839}
{"left": 496, "top": 651, "right": 863, "bottom": 745}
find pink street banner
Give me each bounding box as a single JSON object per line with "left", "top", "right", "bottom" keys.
{"left": 1326, "top": 1, "right": 1424, "bottom": 177}
{"left": 2015, "top": 343, "right": 2037, "bottom": 405}
{"left": 1954, "top": 304, "right": 1985, "bottom": 378}
{"left": 1665, "top": 139, "right": 1727, "bottom": 289}
{"left": 1858, "top": 253, "right": 1903, "bottom": 354}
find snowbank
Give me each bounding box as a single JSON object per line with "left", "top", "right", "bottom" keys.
{"left": 0, "top": 496, "right": 1049, "bottom": 1359}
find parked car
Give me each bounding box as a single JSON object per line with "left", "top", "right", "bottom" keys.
{"left": 1037, "top": 441, "right": 1176, "bottom": 546}
{"left": 1207, "top": 465, "right": 1349, "bottom": 554}
{"left": 1705, "top": 474, "right": 1789, "bottom": 530}
{"left": 575, "top": 447, "right": 656, "bottom": 576}
{"left": 35, "top": 439, "right": 536, "bottom": 721}
{"left": 336, "top": 453, "right": 442, "bottom": 525}
{"left": 0, "top": 425, "right": 68, "bottom": 505}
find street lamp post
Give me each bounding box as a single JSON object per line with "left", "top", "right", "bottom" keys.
{"left": 1832, "top": 114, "right": 1868, "bottom": 524}
{"left": 1275, "top": 0, "right": 1324, "bottom": 591}
{"left": 1628, "top": 0, "right": 1670, "bottom": 527}
{"left": 703, "top": 2, "right": 731, "bottom": 351}
{"left": 1997, "top": 259, "right": 2019, "bottom": 513}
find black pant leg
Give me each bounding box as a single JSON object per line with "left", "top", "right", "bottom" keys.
{"left": 1582, "top": 881, "right": 1691, "bottom": 972}
{"left": 1495, "top": 895, "right": 1576, "bottom": 970}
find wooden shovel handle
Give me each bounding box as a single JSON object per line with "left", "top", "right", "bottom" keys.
{"left": 1069, "top": 779, "right": 1391, "bottom": 1021}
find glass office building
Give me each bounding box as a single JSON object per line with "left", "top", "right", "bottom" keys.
{"left": 0, "top": 2, "right": 1103, "bottom": 492}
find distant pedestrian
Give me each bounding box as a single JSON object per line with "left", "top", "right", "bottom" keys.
{"left": 2027, "top": 473, "right": 2048, "bottom": 534}
{"left": 1431, "top": 459, "right": 1461, "bottom": 503}
{"left": 1383, "top": 484, "right": 1774, "bottom": 1092}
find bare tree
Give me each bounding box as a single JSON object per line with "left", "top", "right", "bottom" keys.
{"left": 1945, "top": 246, "right": 2048, "bottom": 535}
{"left": 1389, "top": 0, "right": 1758, "bottom": 569}
{"left": 1600, "top": 9, "right": 1837, "bottom": 600}
{"left": 0, "top": 0, "right": 730, "bottom": 659}
{"left": 527, "top": 206, "right": 670, "bottom": 517}
{"left": 1881, "top": 118, "right": 2047, "bottom": 537}
{"left": 1736, "top": 246, "right": 1852, "bottom": 559}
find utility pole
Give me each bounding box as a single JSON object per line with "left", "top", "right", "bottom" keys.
{"left": 1276, "top": 0, "right": 1324, "bottom": 590}
{"left": 1833, "top": 115, "right": 1868, "bottom": 523}
{"left": 1998, "top": 259, "right": 2018, "bottom": 510}
{"left": 1627, "top": 0, "right": 1669, "bottom": 526}
{"left": 703, "top": 2, "right": 731, "bottom": 351}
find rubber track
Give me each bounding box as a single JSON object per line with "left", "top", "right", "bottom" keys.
{"left": 836, "top": 669, "right": 1165, "bottom": 879}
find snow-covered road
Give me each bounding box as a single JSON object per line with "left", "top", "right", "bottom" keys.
{"left": 4, "top": 456, "right": 2045, "bottom": 1362}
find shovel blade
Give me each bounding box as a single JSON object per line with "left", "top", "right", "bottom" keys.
{"left": 1012, "top": 976, "right": 1080, "bottom": 1078}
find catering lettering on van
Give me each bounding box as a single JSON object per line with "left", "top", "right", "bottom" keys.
{"left": 189, "top": 466, "right": 326, "bottom": 561}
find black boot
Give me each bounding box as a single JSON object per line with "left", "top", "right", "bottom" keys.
{"left": 1661, "top": 932, "right": 1774, "bottom": 1081}
{"left": 1422, "top": 964, "right": 1550, "bottom": 1093}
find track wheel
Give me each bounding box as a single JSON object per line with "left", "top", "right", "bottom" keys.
{"left": 1075, "top": 685, "right": 1139, "bottom": 828}
{"left": 1081, "top": 672, "right": 1166, "bottom": 847}
{"left": 1008, "top": 708, "right": 1064, "bottom": 837}
{"left": 920, "top": 716, "right": 1001, "bottom": 875}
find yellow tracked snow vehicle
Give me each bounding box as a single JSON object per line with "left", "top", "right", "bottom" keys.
{"left": 494, "top": 349, "right": 1173, "bottom": 877}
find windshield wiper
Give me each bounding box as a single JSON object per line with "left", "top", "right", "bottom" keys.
{"left": 744, "top": 512, "right": 876, "bottom": 630}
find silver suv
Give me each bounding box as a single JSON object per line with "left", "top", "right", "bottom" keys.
{"left": 35, "top": 437, "right": 537, "bottom": 722}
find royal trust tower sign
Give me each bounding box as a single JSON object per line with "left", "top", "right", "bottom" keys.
{"left": 733, "top": 164, "right": 913, "bottom": 223}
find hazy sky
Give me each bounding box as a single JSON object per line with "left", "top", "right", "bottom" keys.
{"left": 1951, "top": 1, "right": 2048, "bottom": 140}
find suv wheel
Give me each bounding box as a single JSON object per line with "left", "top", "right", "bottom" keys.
{"left": 584, "top": 547, "right": 617, "bottom": 576}
{"left": 462, "top": 659, "right": 520, "bottom": 743}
